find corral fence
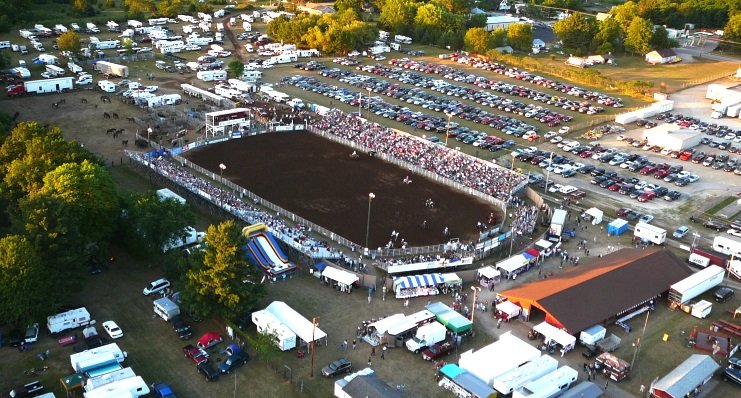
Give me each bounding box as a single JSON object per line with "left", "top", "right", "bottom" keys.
{"left": 679, "top": 71, "right": 737, "bottom": 90}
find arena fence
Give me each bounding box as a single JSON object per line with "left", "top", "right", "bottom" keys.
{"left": 136, "top": 124, "right": 526, "bottom": 260}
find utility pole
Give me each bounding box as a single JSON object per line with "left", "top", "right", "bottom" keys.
{"left": 630, "top": 310, "right": 651, "bottom": 369}
{"left": 310, "top": 317, "right": 318, "bottom": 378}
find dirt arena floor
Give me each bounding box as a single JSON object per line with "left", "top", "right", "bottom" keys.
{"left": 184, "top": 131, "right": 501, "bottom": 248}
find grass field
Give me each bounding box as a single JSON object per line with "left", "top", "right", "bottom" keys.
{"left": 535, "top": 53, "right": 739, "bottom": 95}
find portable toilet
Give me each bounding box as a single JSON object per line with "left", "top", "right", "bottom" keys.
{"left": 607, "top": 218, "right": 628, "bottom": 236}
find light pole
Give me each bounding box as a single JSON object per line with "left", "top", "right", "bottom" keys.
{"left": 630, "top": 310, "right": 651, "bottom": 369}
{"left": 691, "top": 232, "right": 700, "bottom": 250}
{"left": 365, "top": 193, "right": 375, "bottom": 249}
{"left": 445, "top": 112, "right": 452, "bottom": 146}
{"left": 470, "top": 286, "right": 481, "bottom": 325}
{"left": 219, "top": 163, "right": 227, "bottom": 183}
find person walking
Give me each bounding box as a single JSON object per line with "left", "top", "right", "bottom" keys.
{"left": 604, "top": 380, "right": 609, "bottom": 390}
{"left": 341, "top": 339, "right": 348, "bottom": 351}
{"left": 352, "top": 340, "right": 357, "bottom": 350}
{"left": 368, "top": 357, "right": 372, "bottom": 367}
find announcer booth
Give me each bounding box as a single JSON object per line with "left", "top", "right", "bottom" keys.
{"left": 205, "top": 108, "right": 251, "bottom": 137}
{"left": 496, "top": 254, "right": 530, "bottom": 280}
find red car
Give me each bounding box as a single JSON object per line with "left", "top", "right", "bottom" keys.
{"left": 638, "top": 191, "right": 657, "bottom": 202}
{"left": 679, "top": 151, "right": 693, "bottom": 161}
{"left": 421, "top": 341, "right": 455, "bottom": 361}
{"left": 183, "top": 344, "right": 209, "bottom": 365}
{"left": 639, "top": 165, "right": 658, "bottom": 175}
{"left": 653, "top": 169, "right": 670, "bottom": 179}
{"left": 197, "top": 332, "right": 223, "bottom": 350}
{"left": 579, "top": 151, "right": 592, "bottom": 158}
{"left": 608, "top": 183, "right": 621, "bottom": 191}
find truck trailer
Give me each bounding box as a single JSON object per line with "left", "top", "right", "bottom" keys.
{"left": 713, "top": 235, "right": 741, "bottom": 257}
{"left": 94, "top": 61, "right": 129, "bottom": 78}
{"left": 11, "top": 77, "right": 74, "bottom": 95}
{"left": 70, "top": 343, "right": 126, "bottom": 372}
{"left": 634, "top": 222, "right": 666, "bottom": 245}
{"left": 668, "top": 265, "right": 724, "bottom": 305}
{"left": 83, "top": 376, "right": 149, "bottom": 398}
{"left": 162, "top": 226, "right": 205, "bottom": 252}
{"left": 493, "top": 355, "right": 559, "bottom": 395}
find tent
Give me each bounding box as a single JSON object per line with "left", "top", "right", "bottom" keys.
{"left": 321, "top": 266, "right": 359, "bottom": 287}
{"left": 251, "top": 309, "right": 297, "bottom": 351}
{"left": 523, "top": 248, "right": 540, "bottom": 261}
{"left": 496, "top": 255, "right": 529, "bottom": 277}
{"left": 392, "top": 273, "right": 447, "bottom": 291}
{"left": 459, "top": 332, "right": 541, "bottom": 385}
{"left": 265, "top": 301, "right": 327, "bottom": 344}
{"left": 584, "top": 208, "right": 603, "bottom": 225}
{"left": 478, "top": 266, "right": 500, "bottom": 280}
{"left": 368, "top": 314, "right": 406, "bottom": 336}
{"left": 535, "top": 239, "right": 555, "bottom": 256}
{"left": 534, "top": 321, "right": 560, "bottom": 340}
{"left": 607, "top": 219, "right": 628, "bottom": 236}
{"left": 552, "top": 329, "right": 577, "bottom": 350}
{"left": 497, "top": 300, "right": 522, "bottom": 320}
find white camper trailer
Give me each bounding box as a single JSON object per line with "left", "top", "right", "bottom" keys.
{"left": 83, "top": 376, "right": 149, "bottom": 398}
{"left": 153, "top": 297, "right": 181, "bottom": 321}
{"left": 47, "top": 307, "right": 91, "bottom": 334}
{"left": 196, "top": 69, "right": 227, "bottom": 81}
{"left": 634, "top": 222, "right": 667, "bottom": 245}
{"left": 493, "top": 356, "right": 560, "bottom": 395}
{"left": 70, "top": 343, "right": 126, "bottom": 372}
{"left": 84, "top": 367, "right": 136, "bottom": 392}
{"left": 251, "top": 309, "right": 297, "bottom": 351}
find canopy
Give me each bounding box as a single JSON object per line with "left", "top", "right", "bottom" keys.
{"left": 524, "top": 248, "right": 540, "bottom": 259}
{"left": 535, "top": 239, "right": 553, "bottom": 250}
{"left": 478, "top": 266, "right": 501, "bottom": 279}
{"left": 496, "top": 255, "right": 529, "bottom": 273}
{"left": 392, "top": 273, "right": 452, "bottom": 291}
{"left": 321, "top": 266, "right": 359, "bottom": 286}
{"left": 313, "top": 260, "right": 329, "bottom": 272}
{"left": 497, "top": 301, "right": 521, "bottom": 319}
{"left": 533, "top": 321, "right": 560, "bottom": 340}
{"left": 552, "top": 328, "right": 577, "bottom": 348}
{"left": 265, "top": 301, "right": 327, "bottom": 343}
{"left": 369, "top": 314, "right": 406, "bottom": 335}
{"left": 585, "top": 207, "right": 603, "bottom": 225}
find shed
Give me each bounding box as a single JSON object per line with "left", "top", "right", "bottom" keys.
{"left": 645, "top": 49, "right": 680, "bottom": 65}
{"left": 642, "top": 124, "right": 702, "bottom": 151}
{"left": 607, "top": 219, "right": 628, "bottom": 236}
{"left": 649, "top": 355, "right": 719, "bottom": 398}
{"left": 485, "top": 15, "right": 520, "bottom": 31}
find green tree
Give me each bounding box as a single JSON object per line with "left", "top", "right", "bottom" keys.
{"left": 624, "top": 16, "right": 653, "bottom": 55}
{"left": 120, "top": 191, "right": 195, "bottom": 257}
{"left": 33, "top": 160, "right": 118, "bottom": 248}
{"left": 611, "top": 0, "right": 639, "bottom": 30}
{"left": 245, "top": 329, "right": 281, "bottom": 363}
{"left": 0, "top": 122, "right": 98, "bottom": 204}
{"left": 467, "top": 13, "right": 487, "bottom": 29}
{"left": 73, "top": 0, "right": 88, "bottom": 14}
{"left": 724, "top": 13, "right": 741, "bottom": 43}
{"left": 122, "top": 38, "right": 135, "bottom": 55}
{"left": 489, "top": 27, "right": 507, "bottom": 48}
{"left": 553, "top": 12, "right": 596, "bottom": 52}
{"left": 507, "top": 23, "right": 533, "bottom": 52}
{"left": 414, "top": 3, "right": 444, "bottom": 29}
{"left": 464, "top": 27, "right": 490, "bottom": 53}
{"left": 650, "top": 25, "right": 673, "bottom": 50}
{"left": 58, "top": 31, "right": 82, "bottom": 54}
{"left": 334, "top": 0, "right": 363, "bottom": 14}
{"left": 379, "top": 0, "right": 416, "bottom": 34}
{"left": 183, "top": 220, "right": 265, "bottom": 320}
{"left": 0, "top": 235, "right": 53, "bottom": 326}
{"left": 228, "top": 60, "right": 244, "bottom": 78}
{"left": 594, "top": 17, "right": 624, "bottom": 53}
{"left": 435, "top": 0, "right": 471, "bottom": 15}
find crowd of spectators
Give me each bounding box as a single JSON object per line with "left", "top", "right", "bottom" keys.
{"left": 508, "top": 196, "right": 540, "bottom": 236}
{"left": 129, "top": 152, "right": 342, "bottom": 260}
{"left": 313, "top": 110, "right": 527, "bottom": 201}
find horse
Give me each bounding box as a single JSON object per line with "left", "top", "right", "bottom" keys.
{"left": 121, "top": 140, "right": 128, "bottom": 147}
{"left": 106, "top": 128, "right": 116, "bottom": 135}
{"left": 112, "top": 113, "right": 119, "bottom": 119}
{"left": 81, "top": 98, "right": 88, "bottom": 104}
{"left": 103, "top": 112, "right": 110, "bottom": 119}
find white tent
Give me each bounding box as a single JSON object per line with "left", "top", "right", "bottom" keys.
{"left": 477, "top": 266, "right": 501, "bottom": 279}
{"left": 265, "top": 301, "right": 327, "bottom": 344}
{"left": 552, "top": 329, "right": 576, "bottom": 350}
{"left": 497, "top": 301, "right": 522, "bottom": 320}
{"left": 459, "top": 332, "right": 541, "bottom": 385}
{"left": 584, "top": 207, "right": 603, "bottom": 225}
{"left": 533, "top": 321, "right": 560, "bottom": 340}
{"left": 368, "top": 314, "right": 406, "bottom": 336}
{"left": 496, "top": 255, "right": 529, "bottom": 275}
{"left": 321, "top": 266, "right": 359, "bottom": 287}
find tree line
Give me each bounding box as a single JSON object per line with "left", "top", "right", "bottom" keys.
{"left": 0, "top": 121, "right": 264, "bottom": 327}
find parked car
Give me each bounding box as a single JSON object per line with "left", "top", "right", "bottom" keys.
{"left": 151, "top": 382, "right": 177, "bottom": 398}
{"left": 197, "top": 362, "right": 220, "bottom": 382}
{"left": 218, "top": 349, "right": 250, "bottom": 373}
{"left": 322, "top": 358, "right": 353, "bottom": 377}
{"left": 639, "top": 214, "right": 654, "bottom": 224}
{"left": 143, "top": 278, "right": 171, "bottom": 296}
{"left": 714, "top": 287, "right": 735, "bottom": 303}
{"left": 23, "top": 323, "right": 39, "bottom": 344}
{"left": 183, "top": 344, "right": 209, "bottom": 365}
{"left": 422, "top": 341, "right": 455, "bottom": 361}
{"left": 197, "top": 331, "right": 223, "bottom": 349}
{"left": 673, "top": 226, "right": 689, "bottom": 239}
{"left": 102, "top": 320, "right": 123, "bottom": 339}
{"left": 704, "top": 220, "right": 729, "bottom": 232}
{"left": 172, "top": 316, "right": 192, "bottom": 340}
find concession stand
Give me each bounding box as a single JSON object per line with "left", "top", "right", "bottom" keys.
{"left": 392, "top": 273, "right": 462, "bottom": 299}
{"left": 496, "top": 300, "right": 522, "bottom": 321}
{"left": 496, "top": 255, "right": 530, "bottom": 280}
{"left": 594, "top": 352, "right": 630, "bottom": 382}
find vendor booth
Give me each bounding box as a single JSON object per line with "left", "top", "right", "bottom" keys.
{"left": 477, "top": 266, "right": 501, "bottom": 288}
{"left": 582, "top": 208, "right": 603, "bottom": 225}
{"left": 595, "top": 352, "right": 630, "bottom": 381}
{"left": 496, "top": 300, "right": 522, "bottom": 321}
{"left": 607, "top": 219, "right": 628, "bottom": 236}
{"left": 366, "top": 314, "right": 406, "bottom": 346}
{"left": 320, "top": 265, "right": 359, "bottom": 293}
{"left": 426, "top": 301, "right": 473, "bottom": 336}
{"left": 532, "top": 322, "right": 576, "bottom": 354}
{"left": 496, "top": 255, "right": 530, "bottom": 279}
{"left": 392, "top": 273, "right": 462, "bottom": 299}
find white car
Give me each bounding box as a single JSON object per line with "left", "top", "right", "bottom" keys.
{"left": 616, "top": 134, "right": 625, "bottom": 141}
{"left": 727, "top": 229, "right": 741, "bottom": 238}
{"left": 143, "top": 278, "right": 171, "bottom": 296}
{"left": 550, "top": 136, "right": 563, "bottom": 144}
{"left": 543, "top": 131, "right": 557, "bottom": 139}
{"left": 102, "top": 321, "right": 123, "bottom": 339}
{"left": 548, "top": 183, "right": 564, "bottom": 193}
{"left": 686, "top": 174, "right": 700, "bottom": 183}
{"left": 558, "top": 126, "right": 570, "bottom": 134}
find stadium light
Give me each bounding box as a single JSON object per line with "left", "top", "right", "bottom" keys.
{"left": 365, "top": 193, "right": 375, "bottom": 250}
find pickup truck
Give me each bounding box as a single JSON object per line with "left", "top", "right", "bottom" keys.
{"left": 422, "top": 341, "right": 454, "bottom": 361}
{"left": 183, "top": 344, "right": 209, "bottom": 365}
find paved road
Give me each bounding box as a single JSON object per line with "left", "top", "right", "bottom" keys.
{"left": 676, "top": 40, "right": 741, "bottom": 63}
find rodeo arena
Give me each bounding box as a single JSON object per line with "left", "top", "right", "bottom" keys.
{"left": 124, "top": 93, "right": 739, "bottom": 398}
